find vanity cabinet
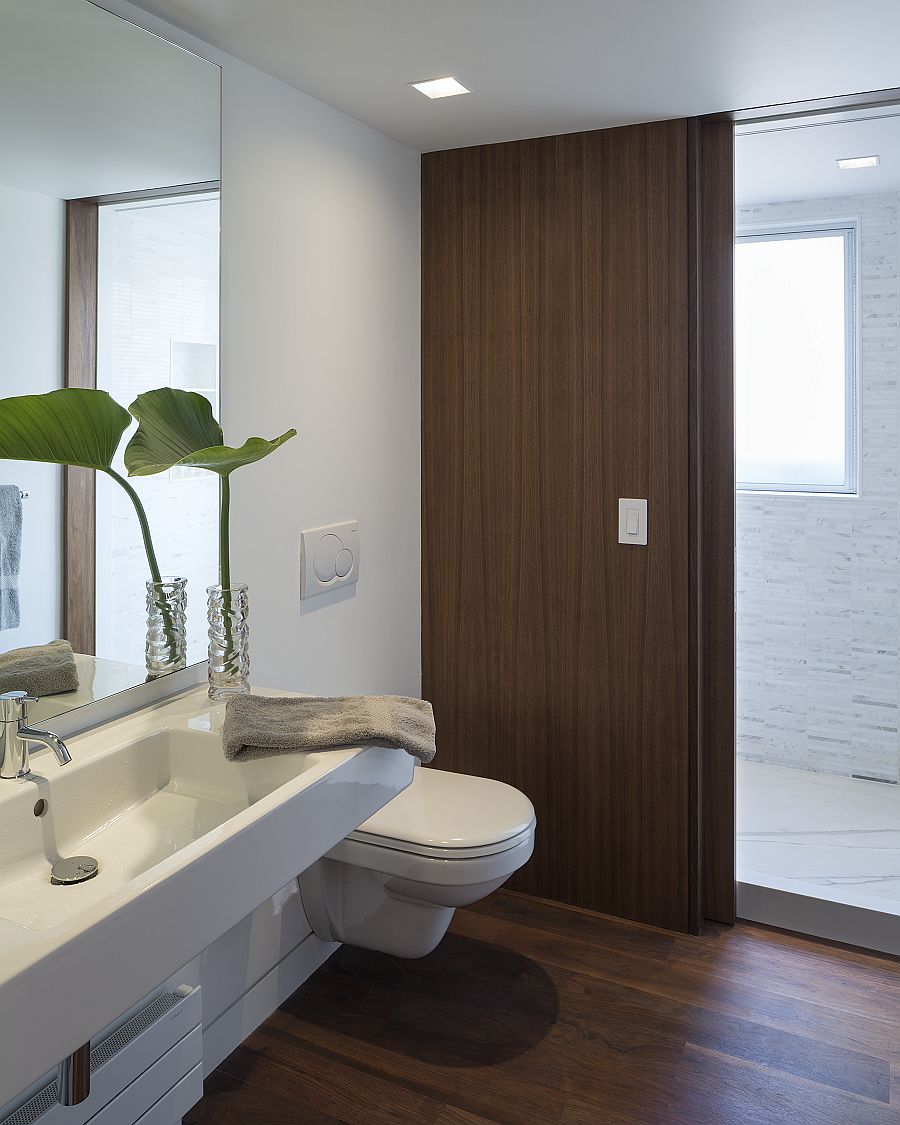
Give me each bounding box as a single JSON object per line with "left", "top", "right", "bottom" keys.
{"left": 0, "top": 986, "right": 202, "bottom": 1125}
{"left": 0, "top": 878, "right": 336, "bottom": 1124}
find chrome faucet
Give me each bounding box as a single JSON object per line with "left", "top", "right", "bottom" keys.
{"left": 0, "top": 691, "right": 72, "bottom": 779}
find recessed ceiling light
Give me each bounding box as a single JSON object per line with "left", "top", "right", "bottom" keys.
{"left": 410, "top": 76, "right": 470, "bottom": 100}
{"left": 837, "top": 155, "right": 879, "bottom": 170}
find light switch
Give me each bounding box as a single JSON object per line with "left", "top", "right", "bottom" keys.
{"left": 618, "top": 498, "right": 648, "bottom": 546}
{"left": 300, "top": 521, "right": 359, "bottom": 599}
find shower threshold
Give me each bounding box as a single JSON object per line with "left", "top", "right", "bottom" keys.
{"left": 737, "top": 760, "right": 900, "bottom": 955}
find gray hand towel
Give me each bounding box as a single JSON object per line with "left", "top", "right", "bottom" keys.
{"left": 0, "top": 485, "right": 22, "bottom": 631}
{"left": 0, "top": 639, "right": 80, "bottom": 696}
{"left": 222, "top": 694, "right": 436, "bottom": 764}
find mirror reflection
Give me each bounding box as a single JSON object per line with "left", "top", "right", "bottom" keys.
{"left": 0, "top": 0, "right": 221, "bottom": 724}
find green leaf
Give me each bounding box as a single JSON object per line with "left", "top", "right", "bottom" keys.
{"left": 0, "top": 388, "right": 131, "bottom": 470}
{"left": 124, "top": 388, "right": 296, "bottom": 478}
{"left": 124, "top": 388, "right": 223, "bottom": 475}
{"left": 0, "top": 388, "right": 163, "bottom": 582}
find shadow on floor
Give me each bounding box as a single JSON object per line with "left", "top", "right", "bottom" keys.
{"left": 282, "top": 933, "right": 560, "bottom": 1068}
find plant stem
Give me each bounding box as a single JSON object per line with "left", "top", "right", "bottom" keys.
{"left": 215, "top": 475, "right": 237, "bottom": 681}
{"left": 219, "top": 475, "right": 231, "bottom": 589}
{"left": 104, "top": 468, "right": 162, "bottom": 583}
{"left": 105, "top": 467, "right": 179, "bottom": 674}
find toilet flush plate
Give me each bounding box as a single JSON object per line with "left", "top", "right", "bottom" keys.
{"left": 300, "top": 521, "right": 359, "bottom": 599}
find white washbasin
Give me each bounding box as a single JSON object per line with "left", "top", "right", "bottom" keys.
{"left": 0, "top": 688, "right": 414, "bottom": 1108}
{"left": 0, "top": 727, "right": 315, "bottom": 930}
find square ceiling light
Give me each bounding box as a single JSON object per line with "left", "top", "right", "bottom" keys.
{"left": 837, "top": 155, "right": 879, "bottom": 170}
{"left": 410, "top": 76, "right": 470, "bottom": 99}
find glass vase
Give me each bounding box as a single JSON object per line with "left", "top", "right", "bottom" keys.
{"left": 145, "top": 576, "right": 187, "bottom": 679}
{"left": 207, "top": 584, "right": 250, "bottom": 700}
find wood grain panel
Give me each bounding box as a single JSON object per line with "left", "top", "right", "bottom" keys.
{"left": 688, "top": 119, "right": 736, "bottom": 925}
{"left": 63, "top": 199, "right": 98, "bottom": 655}
{"left": 422, "top": 124, "right": 692, "bottom": 931}
{"left": 188, "top": 892, "right": 900, "bottom": 1125}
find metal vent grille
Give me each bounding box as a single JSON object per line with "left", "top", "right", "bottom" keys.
{"left": 1, "top": 992, "right": 182, "bottom": 1125}
{"left": 90, "top": 993, "right": 180, "bottom": 1070}
{"left": 1, "top": 1086, "right": 58, "bottom": 1125}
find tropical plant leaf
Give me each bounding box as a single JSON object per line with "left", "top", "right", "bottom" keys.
{"left": 124, "top": 388, "right": 223, "bottom": 475}
{"left": 0, "top": 388, "right": 163, "bottom": 582}
{"left": 0, "top": 388, "right": 130, "bottom": 470}
{"left": 125, "top": 386, "right": 297, "bottom": 587}
{"left": 124, "top": 388, "right": 296, "bottom": 477}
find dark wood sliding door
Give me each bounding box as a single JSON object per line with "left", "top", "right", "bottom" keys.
{"left": 421, "top": 119, "right": 734, "bottom": 933}
{"left": 63, "top": 198, "right": 99, "bottom": 655}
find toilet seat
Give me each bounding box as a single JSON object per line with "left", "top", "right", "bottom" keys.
{"left": 346, "top": 823, "right": 535, "bottom": 861}
{"left": 346, "top": 767, "right": 536, "bottom": 858}
{"left": 326, "top": 767, "right": 536, "bottom": 887}
{"left": 328, "top": 825, "right": 535, "bottom": 887}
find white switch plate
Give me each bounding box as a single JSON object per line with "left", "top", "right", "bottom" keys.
{"left": 300, "top": 521, "right": 359, "bottom": 599}
{"left": 618, "top": 498, "right": 648, "bottom": 546}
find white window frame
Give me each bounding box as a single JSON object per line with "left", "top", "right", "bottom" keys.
{"left": 735, "top": 219, "right": 859, "bottom": 496}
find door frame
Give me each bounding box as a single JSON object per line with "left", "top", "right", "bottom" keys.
{"left": 688, "top": 116, "right": 735, "bottom": 927}
{"left": 63, "top": 198, "right": 99, "bottom": 656}
{"left": 695, "top": 85, "right": 900, "bottom": 927}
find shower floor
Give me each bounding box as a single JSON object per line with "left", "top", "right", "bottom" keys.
{"left": 737, "top": 759, "right": 900, "bottom": 952}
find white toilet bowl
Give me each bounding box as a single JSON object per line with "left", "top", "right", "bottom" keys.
{"left": 298, "top": 768, "right": 536, "bottom": 958}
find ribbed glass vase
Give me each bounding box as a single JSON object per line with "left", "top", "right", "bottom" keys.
{"left": 207, "top": 583, "right": 250, "bottom": 700}
{"left": 145, "top": 576, "right": 187, "bottom": 679}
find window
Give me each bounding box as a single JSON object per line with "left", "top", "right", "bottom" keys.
{"left": 735, "top": 223, "right": 857, "bottom": 494}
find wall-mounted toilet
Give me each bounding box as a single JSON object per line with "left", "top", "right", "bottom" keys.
{"left": 299, "top": 768, "right": 536, "bottom": 958}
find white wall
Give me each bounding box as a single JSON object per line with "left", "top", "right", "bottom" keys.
{"left": 0, "top": 182, "right": 64, "bottom": 650}
{"left": 737, "top": 192, "right": 900, "bottom": 782}
{"left": 106, "top": 1, "right": 422, "bottom": 698}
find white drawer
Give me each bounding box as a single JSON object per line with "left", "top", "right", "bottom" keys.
{"left": 88, "top": 1030, "right": 202, "bottom": 1125}
{"left": 132, "top": 1066, "right": 204, "bottom": 1125}
{"left": 1, "top": 986, "right": 202, "bottom": 1125}
{"left": 131, "top": 1066, "right": 202, "bottom": 1125}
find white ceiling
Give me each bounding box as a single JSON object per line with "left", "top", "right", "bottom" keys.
{"left": 130, "top": 0, "right": 900, "bottom": 153}
{"left": 0, "top": 0, "right": 219, "bottom": 200}
{"left": 736, "top": 111, "right": 900, "bottom": 205}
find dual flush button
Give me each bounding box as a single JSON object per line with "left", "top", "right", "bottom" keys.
{"left": 314, "top": 537, "right": 353, "bottom": 582}
{"left": 300, "top": 521, "right": 360, "bottom": 599}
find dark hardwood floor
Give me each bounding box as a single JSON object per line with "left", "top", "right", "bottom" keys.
{"left": 186, "top": 891, "right": 900, "bottom": 1124}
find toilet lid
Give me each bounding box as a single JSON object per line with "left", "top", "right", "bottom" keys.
{"left": 350, "top": 767, "right": 536, "bottom": 854}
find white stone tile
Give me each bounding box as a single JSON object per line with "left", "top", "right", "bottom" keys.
{"left": 737, "top": 193, "right": 900, "bottom": 783}
{"left": 738, "top": 760, "right": 900, "bottom": 915}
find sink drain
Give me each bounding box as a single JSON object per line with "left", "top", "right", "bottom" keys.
{"left": 51, "top": 856, "right": 99, "bottom": 886}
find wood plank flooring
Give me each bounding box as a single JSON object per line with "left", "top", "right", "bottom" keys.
{"left": 185, "top": 891, "right": 900, "bottom": 1124}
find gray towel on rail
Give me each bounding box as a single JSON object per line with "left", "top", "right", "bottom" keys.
{"left": 0, "top": 639, "right": 80, "bottom": 696}
{"left": 223, "top": 694, "right": 436, "bottom": 764}
{"left": 0, "top": 485, "right": 22, "bottom": 630}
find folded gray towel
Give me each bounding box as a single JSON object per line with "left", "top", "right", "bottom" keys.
{"left": 222, "top": 694, "right": 436, "bottom": 764}
{"left": 0, "top": 485, "right": 22, "bottom": 631}
{"left": 0, "top": 639, "right": 80, "bottom": 696}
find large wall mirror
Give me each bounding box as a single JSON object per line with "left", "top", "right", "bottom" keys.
{"left": 0, "top": 0, "right": 220, "bottom": 723}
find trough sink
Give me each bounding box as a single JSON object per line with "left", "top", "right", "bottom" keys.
{"left": 0, "top": 687, "right": 414, "bottom": 1109}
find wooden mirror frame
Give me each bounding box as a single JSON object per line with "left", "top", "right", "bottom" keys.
{"left": 63, "top": 198, "right": 99, "bottom": 655}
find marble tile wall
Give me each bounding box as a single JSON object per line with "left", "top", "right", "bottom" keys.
{"left": 736, "top": 193, "right": 900, "bottom": 781}
{"left": 97, "top": 204, "right": 220, "bottom": 667}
